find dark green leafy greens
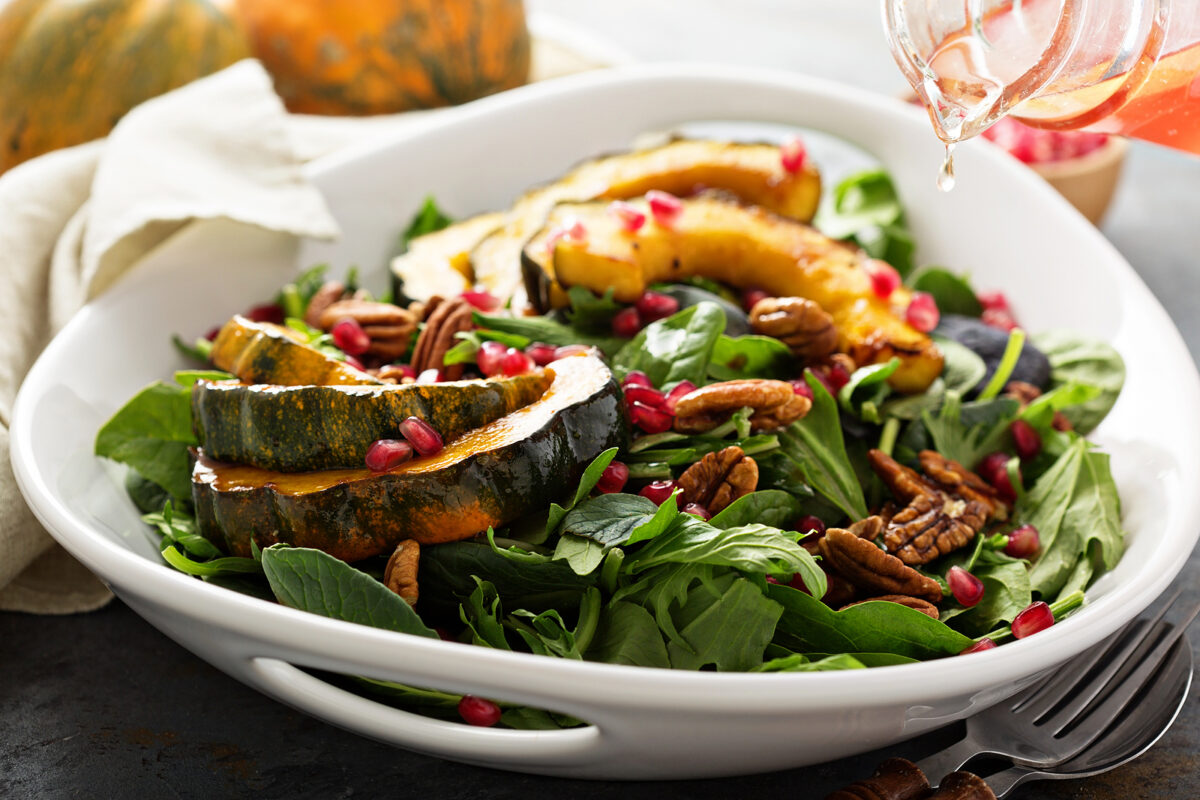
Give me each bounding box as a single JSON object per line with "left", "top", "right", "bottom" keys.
{"left": 613, "top": 302, "right": 726, "bottom": 386}
{"left": 401, "top": 196, "right": 453, "bottom": 247}
{"left": 1033, "top": 330, "right": 1125, "bottom": 434}
{"left": 816, "top": 169, "right": 914, "bottom": 276}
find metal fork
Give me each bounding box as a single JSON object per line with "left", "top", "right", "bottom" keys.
{"left": 917, "top": 589, "right": 1200, "bottom": 779}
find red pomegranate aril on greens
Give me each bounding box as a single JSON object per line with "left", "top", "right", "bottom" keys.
{"left": 331, "top": 317, "right": 371, "bottom": 356}
{"left": 501, "top": 347, "right": 535, "bottom": 376}
{"left": 977, "top": 289, "right": 1011, "bottom": 313}
{"left": 476, "top": 340, "right": 508, "bottom": 376}
{"left": 204, "top": 326, "right": 221, "bottom": 341}
{"left": 1012, "top": 601, "right": 1055, "bottom": 638}
{"left": 526, "top": 342, "right": 558, "bottom": 367}
{"left": 864, "top": 259, "right": 901, "bottom": 299}
{"left": 827, "top": 361, "right": 852, "bottom": 393}
{"left": 460, "top": 290, "right": 502, "bottom": 312}
{"left": 982, "top": 308, "right": 1019, "bottom": 332}
{"left": 639, "top": 480, "right": 677, "bottom": 505}
{"left": 1010, "top": 419, "right": 1042, "bottom": 459}
{"left": 399, "top": 416, "right": 444, "bottom": 456}
{"left": 1005, "top": 524, "right": 1041, "bottom": 559}
{"left": 780, "top": 136, "right": 808, "bottom": 173}
{"left": 635, "top": 290, "right": 680, "bottom": 322}
{"left": 646, "top": 190, "right": 684, "bottom": 227}
{"left": 458, "top": 695, "right": 502, "bottom": 727}
{"left": 905, "top": 291, "right": 940, "bottom": 333}
{"left": 794, "top": 515, "right": 826, "bottom": 536}
{"left": 612, "top": 306, "right": 643, "bottom": 338}
{"left": 553, "top": 344, "right": 593, "bottom": 359}
{"left": 979, "top": 452, "right": 1019, "bottom": 503}
{"left": 364, "top": 439, "right": 414, "bottom": 472}
{"left": 624, "top": 385, "right": 668, "bottom": 410}
{"left": 596, "top": 461, "right": 630, "bottom": 494}
{"left": 948, "top": 566, "right": 985, "bottom": 607}
{"left": 622, "top": 370, "right": 653, "bottom": 389}
{"left": 663, "top": 380, "right": 697, "bottom": 413}
{"left": 630, "top": 401, "right": 674, "bottom": 434}
{"left": 741, "top": 287, "right": 770, "bottom": 312}
{"left": 244, "top": 303, "right": 286, "bottom": 324}
{"left": 683, "top": 502, "right": 712, "bottom": 521}
{"left": 608, "top": 200, "right": 646, "bottom": 233}
{"left": 790, "top": 378, "right": 814, "bottom": 400}
{"left": 960, "top": 638, "right": 998, "bottom": 655}
{"left": 807, "top": 367, "right": 837, "bottom": 397}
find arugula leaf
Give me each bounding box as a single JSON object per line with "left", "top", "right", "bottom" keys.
{"left": 778, "top": 373, "right": 869, "bottom": 520}
{"left": 816, "top": 169, "right": 914, "bottom": 276}
{"left": 95, "top": 379, "right": 196, "bottom": 500}
{"left": 419, "top": 541, "right": 595, "bottom": 614}
{"left": 918, "top": 392, "right": 1019, "bottom": 469}
{"left": 1032, "top": 330, "right": 1125, "bottom": 434}
{"left": 908, "top": 267, "right": 983, "bottom": 316}
{"left": 754, "top": 653, "right": 868, "bottom": 672}
{"left": 546, "top": 448, "right": 618, "bottom": 535}
{"left": 259, "top": 545, "right": 439, "bottom": 638}
{"left": 707, "top": 334, "right": 796, "bottom": 381}
{"left": 586, "top": 601, "right": 670, "bottom": 668}
{"left": 473, "top": 312, "right": 624, "bottom": 357}
{"left": 565, "top": 287, "right": 621, "bottom": 331}
{"left": 613, "top": 302, "right": 725, "bottom": 387}
{"left": 934, "top": 337, "right": 988, "bottom": 395}
{"left": 511, "top": 607, "right": 584, "bottom": 659}
{"left": 142, "top": 501, "right": 221, "bottom": 560}
{"left": 708, "top": 490, "right": 805, "bottom": 530}
{"left": 667, "top": 575, "right": 783, "bottom": 671}
{"left": 460, "top": 579, "right": 512, "bottom": 649}
{"left": 161, "top": 547, "right": 264, "bottom": 577}
{"left": 402, "top": 196, "right": 453, "bottom": 247}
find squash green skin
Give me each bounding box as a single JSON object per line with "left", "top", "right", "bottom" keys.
{"left": 192, "top": 355, "right": 629, "bottom": 561}
{"left": 210, "top": 315, "right": 382, "bottom": 386}
{"left": 193, "top": 372, "right": 550, "bottom": 472}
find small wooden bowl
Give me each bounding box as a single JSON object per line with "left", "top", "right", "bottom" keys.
{"left": 1030, "top": 136, "right": 1128, "bottom": 224}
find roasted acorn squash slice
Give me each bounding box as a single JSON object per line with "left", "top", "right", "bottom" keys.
{"left": 210, "top": 316, "right": 381, "bottom": 386}
{"left": 523, "top": 194, "right": 944, "bottom": 393}
{"left": 192, "top": 354, "right": 628, "bottom": 561}
{"left": 390, "top": 211, "right": 504, "bottom": 302}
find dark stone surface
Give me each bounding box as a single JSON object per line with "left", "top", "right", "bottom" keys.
{"left": 3, "top": 142, "right": 1199, "bottom": 799}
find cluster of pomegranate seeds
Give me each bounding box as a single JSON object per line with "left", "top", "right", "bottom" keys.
{"left": 789, "top": 378, "right": 815, "bottom": 400}
{"left": 612, "top": 307, "right": 643, "bottom": 338}
{"left": 416, "top": 368, "right": 441, "bottom": 384}
{"left": 399, "top": 416, "right": 444, "bottom": 456}
{"left": 1011, "top": 601, "right": 1055, "bottom": 638}
{"left": 459, "top": 290, "right": 502, "bottom": 313}
{"left": 244, "top": 303, "right": 286, "bottom": 324}
{"left": 959, "top": 638, "right": 998, "bottom": 655}
{"left": 639, "top": 480, "right": 677, "bottom": 505}
{"left": 596, "top": 461, "right": 630, "bottom": 494}
{"left": 622, "top": 371, "right": 653, "bottom": 389}
{"left": 905, "top": 291, "right": 940, "bottom": 333}
{"left": 646, "top": 190, "right": 684, "bottom": 227}
{"left": 476, "top": 341, "right": 508, "bottom": 376}
{"left": 810, "top": 363, "right": 851, "bottom": 396}
{"left": 635, "top": 291, "right": 680, "bottom": 323}
{"left": 947, "top": 566, "right": 985, "bottom": 607}
{"left": 1009, "top": 419, "right": 1043, "bottom": 459}
{"left": 978, "top": 289, "right": 1020, "bottom": 332}
{"left": 501, "top": 348, "right": 535, "bottom": 376}
{"left": 864, "top": 259, "right": 901, "bottom": 300}
{"left": 1005, "top": 524, "right": 1041, "bottom": 559}
{"left": 543, "top": 219, "right": 589, "bottom": 256}
{"left": 526, "top": 342, "right": 558, "bottom": 367}
{"left": 978, "top": 452, "right": 1020, "bottom": 503}
{"left": 780, "top": 136, "right": 808, "bottom": 174}
{"left": 683, "top": 502, "right": 712, "bottom": 520}
{"left": 630, "top": 402, "right": 674, "bottom": 434}
{"left": 458, "top": 695, "right": 502, "bottom": 727}
{"left": 982, "top": 117, "right": 1109, "bottom": 164}
{"left": 364, "top": 439, "right": 414, "bottom": 472}
{"left": 608, "top": 200, "right": 646, "bottom": 233}
{"left": 740, "top": 287, "right": 770, "bottom": 312}
{"left": 621, "top": 372, "right": 698, "bottom": 434}
{"left": 794, "top": 515, "right": 826, "bottom": 536}
{"left": 331, "top": 317, "right": 371, "bottom": 356}
{"left": 663, "top": 380, "right": 696, "bottom": 413}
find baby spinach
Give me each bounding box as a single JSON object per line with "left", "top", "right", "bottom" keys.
{"left": 553, "top": 535, "right": 607, "bottom": 576}
{"left": 666, "top": 574, "right": 783, "bottom": 671}
{"left": 613, "top": 302, "right": 725, "bottom": 387}
{"left": 934, "top": 337, "right": 988, "bottom": 395}
{"left": 473, "top": 312, "right": 624, "bottom": 356}
{"left": 586, "top": 601, "right": 670, "bottom": 668}
{"left": 460, "top": 578, "right": 512, "bottom": 649}
{"left": 401, "top": 195, "right": 453, "bottom": 247}
{"left": 707, "top": 334, "right": 795, "bottom": 381}
{"left": 560, "top": 492, "right": 676, "bottom": 548}
{"left": 838, "top": 358, "right": 899, "bottom": 422}
{"left": 908, "top": 267, "right": 983, "bottom": 317}
{"left": 1033, "top": 330, "right": 1126, "bottom": 434}
{"left": 916, "top": 392, "right": 1019, "bottom": 469}
{"left": 419, "top": 541, "right": 594, "bottom": 613}
{"left": 95, "top": 375, "right": 198, "bottom": 501}
{"left": 816, "top": 169, "right": 915, "bottom": 276}
{"left": 709, "top": 490, "right": 805, "bottom": 530}
{"left": 940, "top": 558, "right": 1031, "bottom": 637}
{"left": 565, "top": 286, "right": 621, "bottom": 331}
{"left": 546, "top": 447, "right": 619, "bottom": 535}
{"left": 754, "top": 653, "right": 869, "bottom": 672}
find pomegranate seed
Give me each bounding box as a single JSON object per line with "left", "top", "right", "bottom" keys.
{"left": 608, "top": 200, "right": 646, "bottom": 233}
{"left": 960, "top": 638, "right": 998, "bottom": 655}
{"left": 244, "top": 303, "right": 285, "bottom": 324}
{"left": 646, "top": 190, "right": 684, "bottom": 227}
{"left": 204, "top": 326, "right": 221, "bottom": 341}
{"left": 553, "top": 344, "right": 593, "bottom": 359}
{"left": 458, "top": 695, "right": 502, "bottom": 727}
{"left": 1012, "top": 601, "right": 1055, "bottom": 639}
{"left": 331, "top": 317, "right": 371, "bottom": 356}
{"left": 741, "top": 287, "right": 770, "bottom": 312}
{"left": 807, "top": 367, "right": 837, "bottom": 397}
{"left": 630, "top": 401, "right": 674, "bottom": 434}
{"left": 683, "top": 502, "right": 712, "bottom": 521}
{"left": 794, "top": 515, "right": 826, "bottom": 536}
{"left": 864, "top": 259, "right": 901, "bottom": 299}
{"left": 624, "top": 384, "right": 668, "bottom": 410}
{"left": 786, "top": 573, "right": 810, "bottom": 593}
{"left": 596, "top": 461, "right": 630, "bottom": 494}
{"left": 979, "top": 452, "right": 1019, "bottom": 503}
{"left": 364, "top": 439, "right": 414, "bottom": 472}
{"left": 501, "top": 347, "right": 535, "bottom": 376}
{"left": 622, "top": 370, "right": 654, "bottom": 389}
{"left": 639, "top": 480, "right": 677, "bottom": 505}
{"left": 982, "top": 308, "right": 1019, "bottom": 332}
{"left": 765, "top": 575, "right": 783, "bottom": 585}
{"left": 399, "top": 416, "right": 444, "bottom": 456}
{"left": 1010, "top": 419, "right": 1042, "bottom": 459}
{"left": 344, "top": 355, "right": 367, "bottom": 371}
{"left": 476, "top": 340, "right": 508, "bottom": 376}
{"left": 612, "top": 307, "right": 643, "bottom": 338}
{"left": 977, "top": 290, "right": 1011, "bottom": 312}
{"left": 780, "top": 136, "right": 808, "bottom": 173}
{"left": 948, "top": 566, "right": 985, "bottom": 607}
{"left": 635, "top": 291, "right": 680, "bottom": 323}
{"left": 459, "top": 290, "right": 501, "bottom": 312}
{"left": 663, "top": 380, "right": 697, "bottom": 414}
{"left": 790, "top": 379, "right": 814, "bottom": 400}
{"left": 416, "top": 368, "right": 441, "bottom": 384}
{"left": 525, "top": 342, "right": 558, "bottom": 367}
{"left": 905, "top": 292, "right": 940, "bottom": 333}
{"left": 827, "top": 361, "right": 852, "bottom": 393}
{"left": 1005, "top": 524, "right": 1041, "bottom": 558}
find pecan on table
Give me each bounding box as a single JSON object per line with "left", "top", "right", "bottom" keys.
{"left": 676, "top": 446, "right": 758, "bottom": 514}
{"left": 318, "top": 298, "right": 418, "bottom": 363}
{"left": 825, "top": 758, "right": 932, "bottom": 800}
{"left": 383, "top": 540, "right": 420, "bottom": 606}
{"left": 841, "top": 594, "right": 941, "bottom": 619}
{"left": 673, "top": 379, "right": 811, "bottom": 433}
{"left": 410, "top": 296, "right": 474, "bottom": 380}
{"left": 817, "top": 526, "right": 943, "bottom": 604}
{"left": 749, "top": 296, "right": 838, "bottom": 360}
{"left": 867, "top": 449, "right": 1008, "bottom": 566}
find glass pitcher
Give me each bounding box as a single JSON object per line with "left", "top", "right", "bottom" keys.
{"left": 883, "top": 0, "right": 1200, "bottom": 154}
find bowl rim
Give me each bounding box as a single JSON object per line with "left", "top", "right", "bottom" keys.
{"left": 11, "top": 62, "right": 1200, "bottom": 714}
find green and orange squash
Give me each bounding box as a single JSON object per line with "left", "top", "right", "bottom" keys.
{"left": 210, "top": 316, "right": 382, "bottom": 386}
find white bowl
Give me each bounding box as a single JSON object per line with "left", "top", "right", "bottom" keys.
{"left": 11, "top": 64, "right": 1200, "bottom": 780}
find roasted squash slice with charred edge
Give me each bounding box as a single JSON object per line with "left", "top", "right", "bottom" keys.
{"left": 193, "top": 371, "right": 550, "bottom": 472}
{"left": 523, "top": 194, "right": 944, "bottom": 394}
{"left": 192, "top": 354, "right": 628, "bottom": 561}
{"left": 211, "top": 316, "right": 381, "bottom": 387}
{"left": 390, "top": 211, "right": 504, "bottom": 302}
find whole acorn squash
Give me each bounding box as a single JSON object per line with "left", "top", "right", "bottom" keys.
{"left": 232, "top": 0, "right": 531, "bottom": 115}
{"left": 0, "top": 0, "right": 250, "bottom": 174}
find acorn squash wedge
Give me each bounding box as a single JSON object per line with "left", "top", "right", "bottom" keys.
{"left": 523, "top": 194, "right": 944, "bottom": 394}
{"left": 390, "top": 211, "right": 504, "bottom": 302}
{"left": 210, "top": 315, "right": 381, "bottom": 386}
{"left": 193, "top": 371, "right": 550, "bottom": 472}
{"left": 192, "top": 354, "right": 628, "bottom": 561}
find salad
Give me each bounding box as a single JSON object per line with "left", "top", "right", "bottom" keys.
{"left": 95, "top": 136, "right": 1126, "bottom": 730}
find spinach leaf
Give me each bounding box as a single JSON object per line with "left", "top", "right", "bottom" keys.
{"left": 473, "top": 312, "right": 624, "bottom": 357}
{"left": 778, "top": 374, "right": 869, "bottom": 520}
{"left": 667, "top": 575, "right": 783, "bottom": 671}
{"left": 419, "top": 542, "right": 594, "bottom": 612}
{"left": 918, "top": 392, "right": 1018, "bottom": 469}
{"left": 816, "top": 169, "right": 915, "bottom": 276}
{"left": 553, "top": 535, "right": 607, "bottom": 576}
{"left": 707, "top": 334, "right": 796, "bottom": 381}
{"left": 95, "top": 378, "right": 196, "bottom": 500}
{"left": 709, "top": 490, "right": 805, "bottom": 530}
{"left": 754, "top": 653, "right": 868, "bottom": 672}
{"left": 174, "top": 369, "right": 234, "bottom": 387}
{"left": 402, "top": 195, "right": 453, "bottom": 247}
{"left": 260, "top": 545, "right": 438, "bottom": 639}
{"left": 908, "top": 267, "right": 983, "bottom": 317}
{"left": 1032, "top": 330, "right": 1125, "bottom": 434}
{"left": 546, "top": 448, "right": 619, "bottom": 535}
{"left": 881, "top": 378, "right": 945, "bottom": 423}
{"left": 125, "top": 469, "right": 172, "bottom": 514}
{"left": 838, "top": 358, "right": 899, "bottom": 422}
{"left": 586, "top": 601, "right": 670, "bottom": 668}
{"left": 613, "top": 302, "right": 725, "bottom": 387}
{"left": 934, "top": 337, "right": 988, "bottom": 395}
{"left": 769, "top": 583, "right": 973, "bottom": 659}
{"left": 561, "top": 493, "right": 664, "bottom": 547}
{"left": 460, "top": 579, "right": 512, "bottom": 649}
{"left": 565, "top": 287, "right": 621, "bottom": 331}
{"left": 940, "top": 558, "right": 1031, "bottom": 637}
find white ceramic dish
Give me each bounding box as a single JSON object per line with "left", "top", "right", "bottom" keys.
{"left": 11, "top": 64, "right": 1200, "bottom": 780}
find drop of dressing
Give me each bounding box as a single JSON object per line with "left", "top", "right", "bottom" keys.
{"left": 937, "top": 144, "right": 957, "bottom": 192}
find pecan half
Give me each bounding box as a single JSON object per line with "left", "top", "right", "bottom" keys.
{"left": 407, "top": 295, "right": 444, "bottom": 324}
{"left": 319, "top": 299, "right": 418, "bottom": 362}
{"left": 304, "top": 280, "right": 347, "bottom": 328}
{"left": 825, "top": 758, "right": 932, "bottom": 800}
{"left": 410, "top": 296, "right": 474, "bottom": 380}
{"left": 673, "top": 379, "right": 811, "bottom": 433}
{"left": 817, "top": 526, "right": 942, "bottom": 603}
{"left": 383, "top": 540, "right": 420, "bottom": 606}
{"left": 842, "top": 594, "right": 941, "bottom": 619}
{"left": 676, "top": 446, "right": 758, "bottom": 514}
{"left": 749, "top": 296, "right": 838, "bottom": 360}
